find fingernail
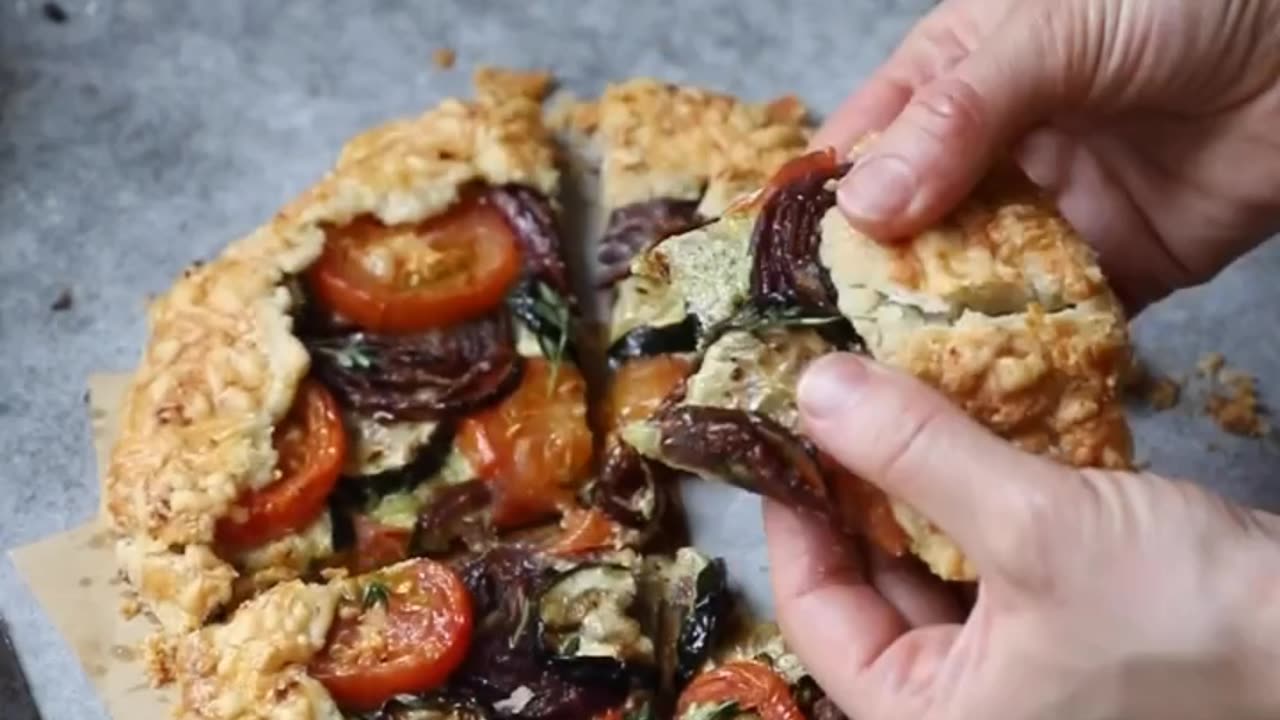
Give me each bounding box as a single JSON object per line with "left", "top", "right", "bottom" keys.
{"left": 798, "top": 355, "right": 867, "bottom": 419}
{"left": 838, "top": 154, "right": 916, "bottom": 224}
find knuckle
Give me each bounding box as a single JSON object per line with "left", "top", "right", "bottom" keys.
{"left": 903, "top": 74, "right": 990, "bottom": 147}
{"left": 986, "top": 474, "right": 1068, "bottom": 591}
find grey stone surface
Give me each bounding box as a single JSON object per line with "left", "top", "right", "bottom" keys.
{"left": 0, "top": 0, "right": 1275, "bottom": 717}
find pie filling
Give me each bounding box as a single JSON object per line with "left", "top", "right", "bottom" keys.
{"left": 201, "top": 177, "right": 841, "bottom": 719}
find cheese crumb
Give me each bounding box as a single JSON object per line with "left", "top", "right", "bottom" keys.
{"left": 1206, "top": 371, "right": 1269, "bottom": 437}
{"left": 432, "top": 47, "right": 456, "bottom": 69}
{"left": 1146, "top": 376, "right": 1181, "bottom": 411}
{"left": 1197, "top": 352, "right": 1225, "bottom": 378}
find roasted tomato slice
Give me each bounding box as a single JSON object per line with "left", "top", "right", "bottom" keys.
{"left": 351, "top": 514, "right": 413, "bottom": 573}
{"left": 216, "top": 379, "right": 346, "bottom": 549}
{"left": 763, "top": 148, "right": 838, "bottom": 198}
{"left": 307, "top": 192, "right": 522, "bottom": 334}
{"left": 677, "top": 661, "right": 806, "bottom": 720}
{"left": 311, "top": 558, "right": 473, "bottom": 711}
{"left": 457, "top": 358, "right": 593, "bottom": 529}
{"left": 546, "top": 507, "right": 621, "bottom": 556}
{"left": 604, "top": 354, "right": 692, "bottom": 432}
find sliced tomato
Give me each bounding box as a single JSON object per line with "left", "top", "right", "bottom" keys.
{"left": 352, "top": 515, "right": 412, "bottom": 573}
{"left": 604, "top": 354, "right": 691, "bottom": 432}
{"left": 677, "top": 661, "right": 805, "bottom": 720}
{"left": 593, "top": 710, "right": 624, "bottom": 720}
{"left": 764, "top": 147, "right": 838, "bottom": 197}
{"left": 457, "top": 358, "right": 593, "bottom": 529}
{"left": 307, "top": 192, "right": 522, "bottom": 334}
{"left": 216, "top": 379, "right": 346, "bottom": 549}
{"left": 546, "top": 507, "right": 621, "bottom": 556}
{"left": 311, "top": 558, "right": 473, "bottom": 711}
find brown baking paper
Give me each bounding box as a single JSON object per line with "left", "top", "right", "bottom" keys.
{"left": 9, "top": 373, "right": 174, "bottom": 718}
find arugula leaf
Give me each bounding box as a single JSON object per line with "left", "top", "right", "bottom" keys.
{"left": 362, "top": 579, "right": 390, "bottom": 610}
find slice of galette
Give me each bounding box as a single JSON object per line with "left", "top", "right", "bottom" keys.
{"left": 106, "top": 67, "right": 599, "bottom": 637}
{"left": 619, "top": 148, "right": 1134, "bottom": 581}
{"left": 558, "top": 79, "right": 813, "bottom": 521}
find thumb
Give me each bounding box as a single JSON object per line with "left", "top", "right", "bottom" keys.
{"left": 837, "top": 1, "right": 1081, "bottom": 239}
{"left": 797, "top": 353, "right": 1075, "bottom": 574}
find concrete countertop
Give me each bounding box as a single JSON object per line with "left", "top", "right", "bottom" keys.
{"left": 1, "top": 1, "right": 1276, "bottom": 717}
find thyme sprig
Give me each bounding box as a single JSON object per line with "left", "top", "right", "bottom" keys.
{"left": 361, "top": 579, "right": 390, "bottom": 610}
{"left": 314, "top": 334, "right": 374, "bottom": 370}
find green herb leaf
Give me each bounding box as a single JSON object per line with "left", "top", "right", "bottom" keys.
{"left": 317, "top": 335, "right": 374, "bottom": 370}
{"left": 623, "top": 701, "right": 655, "bottom": 720}
{"left": 362, "top": 580, "right": 390, "bottom": 610}
{"left": 700, "top": 305, "right": 842, "bottom": 351}
{"left": 684, "top": 700, "right": 741, "bottom": 720}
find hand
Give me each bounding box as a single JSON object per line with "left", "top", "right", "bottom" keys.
{"left": 765, "top": 354, "right": 1280, "bottom": 719}
{"left": 815, "top": 0, "right": 1280, "bottom": 311}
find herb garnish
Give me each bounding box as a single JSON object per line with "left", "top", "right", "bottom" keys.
{"left": 623, "top": 701, "right": 656, "bottom": 720}
{"left": 687, "top": 700, "right": 741, "bottom": 720}
{"left": 701, "top": 304, "right": 842, "bottom": 350}
{"left": 509, "top": 280, "right": 572, "bottom": 394}
{"left": 362, "top": 579, "right": 390, "bottom": 609}
{"left": 315, "top": 335, "right": 374, "bottom": 370}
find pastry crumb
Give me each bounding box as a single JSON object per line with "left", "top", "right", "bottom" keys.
{"left": 547, "top": 95, "right": 599, "bottom": 134}
{"left": 432, "top": 47, "right": 455, "bottom": 69}
{"left": 142, "top": 633, "right": 176, "bottom": 687}
{"left": 1197, "top": 352, "right": 1225, "bottom": 378}
{"left": 1146, "top": 376, "right": 1181, "bottom": 411}
{"left": 51, "top": 287, "right": 73, "bottom": 311}
{"left": 1205, "top": 371, "right": 1268, "bottom": 437}
{"left": 319, "top": 566, "right": 350, "bottom": 582}
{"left": 120, "top": 596, "right": 142, "bottom": 619}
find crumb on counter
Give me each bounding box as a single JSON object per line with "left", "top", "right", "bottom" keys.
{"left": 120, "top": 596, "right": 142, "bottom": 620}
{"left": 51, "top": 287, "right": 73, "bottom": 311}
{"left": 42, "top": 2, "right": 68, "bottom": 23}
{"left": 1146, "top": 376, "right": 1181, "bottom": 411}
{"left": 1206, "top": 370, "right": 1269, "bottom": 437}
{"left": 432, "top": 47, "right": 455, "bottom": 69}
{"left": 1197, "top": 352, "right": 1225, "bottom": 378}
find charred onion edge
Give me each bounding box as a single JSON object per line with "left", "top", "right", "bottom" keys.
{"left": 597, "top": 198, "right": 708, "bottom": 287}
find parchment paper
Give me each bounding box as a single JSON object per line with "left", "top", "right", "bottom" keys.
{"left": 9, "top": 374, "right": 173, "bottom": 718}
{"left": 7, "top": 372, "right": 777, "bottom": 718}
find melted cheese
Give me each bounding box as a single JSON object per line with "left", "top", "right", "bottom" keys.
{"left": 610, "top": 274, "right": 687, "bottom": 342}
{"left": 540, "top": 565, "right": 654, "bottom": 663}
{"left": 683, "top": 328, "right": 831, "bottom": 430}
{"left": 629, "top": 212, "right": 755, "bottom": 330}
{"left": 344, "top": 414, "right": 441, "bottom": 476}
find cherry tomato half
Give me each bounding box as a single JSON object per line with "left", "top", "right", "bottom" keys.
{"left": 457, "top": 358, "right": 594, "bottom": 529}
{"left": 351, "top": 514, "right": 412, "bottom": 573}
{"left": 677, "top": 661, "right": 805, "bottom": 720}
{"left": 311, "top": 558, "right": 473, "bottom": 711}
{"left": 307, "top": 192, "right": 522, "bottom": 334}
{"left": 604, "top": 354, "right": 691, "bottom": 433}
{"left": 216, "top": 379, "right": 347, "bottom": 549}
{"left": 546, "top": 507, "right": 621, "bottom": 556}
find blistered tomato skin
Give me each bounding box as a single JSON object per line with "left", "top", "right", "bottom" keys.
{"left": 216, "top": 380, "right": 347, "bottom": 549}
{"left": 307, "top": 192, "right": 523, "bottom": 335}
{"left": 310, "top": 558, "right": 474, "bottom": 711}
{"left": 457, "top": 358, "right": 594, "bottom": 529}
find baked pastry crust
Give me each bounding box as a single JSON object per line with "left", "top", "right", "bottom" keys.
{"left": 622, "top": 155, "right": 1133, "bottom": 581}
{"left": 105, "top": 68, "right": 558, "bottom": 634}
{"left": 562, "top": 77, "right": 810, "bottom": 215}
